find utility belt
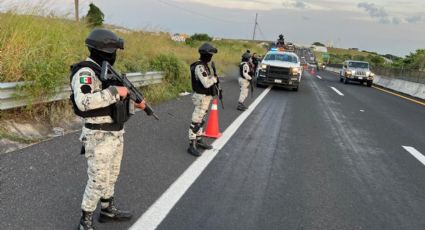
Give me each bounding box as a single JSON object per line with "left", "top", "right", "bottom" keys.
{"left": 193, "top": 88, "right": 215, "bottom": 96}
{"left": 84, "top": 123, "right": 124, "bottom": 131}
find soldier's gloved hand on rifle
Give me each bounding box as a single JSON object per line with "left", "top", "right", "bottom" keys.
{"left": 135, "top": 100, "right": 146, "bottom": 110}
{"left": 115, "top": 86, "right": 129, "bottom": 98}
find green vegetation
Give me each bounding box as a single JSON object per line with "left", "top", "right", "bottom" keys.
{"left": 312, "top": 42, "right": 325, "bottom": 47}
{"left": 0, "top": 11, "right": 266, "bottom": 122}
{"left": 190, "top": 33, "right": 213, "bottom": 42}
{"left": 85, "top": 3, "right": 104, "bottom": 28}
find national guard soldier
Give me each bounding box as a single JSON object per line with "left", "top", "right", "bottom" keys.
{"left": 237, "top": 52, "right": 252, "bottom": 111}
{"left": 70, "top": 28, "right": 146, "bottom": 230}
{"left": 277, "top": 34, "right": 285, "bottom": 47}
{"left": 187, "top": 43, "right": 218, "bottom": 157}
{"left": 252, "top": 53, "right": 259, "bottom": 73}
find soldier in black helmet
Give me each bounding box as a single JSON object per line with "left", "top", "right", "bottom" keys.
{"left": 70, "top": 28, "right": 146, "bottom": 230}
{"left": 187, "top": 43, "right": 218, "bottom": 157}
{"left": 277, "top": 34, "right": 285, "bottom": 48}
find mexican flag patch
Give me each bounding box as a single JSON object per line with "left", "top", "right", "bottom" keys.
{"left": 80, "top": 76, "right": 92, "bottom": 84}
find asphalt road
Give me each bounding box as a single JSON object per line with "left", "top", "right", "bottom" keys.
{"left": 1, "top": 69, "right": 425, "bottom": 230}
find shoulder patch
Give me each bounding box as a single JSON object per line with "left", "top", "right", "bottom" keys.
{"left": 199, "top": 65, "right": 205, "bottom": 72}
{"left": 80, "top": 85, "right": 92, "bottom": 94}
{"left": 79, "top": 71, "right": 92, "bottom": 76}
{"left": 80, "top": 76, "right": 92, "bottom": 84}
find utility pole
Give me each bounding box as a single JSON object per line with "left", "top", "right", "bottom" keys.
{"left": 74, "top": 0, "right": 79, "bottom": 21}
{"left": 252, "top": 13, "right": 258, "bottom": 40}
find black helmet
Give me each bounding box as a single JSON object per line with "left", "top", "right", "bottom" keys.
{"left": 85, "top": 28, "right": 124, "bottom": 54}
{"left": 279, "top": 34, "right": 284, "bottom": 39}
{"left": 241, "top": 52, "right": 251, "bottom": 62}
{"left": 198, "top": 43, "right": 218, "bottom": 55}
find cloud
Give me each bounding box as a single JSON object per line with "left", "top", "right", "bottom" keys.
{"left": 358, "top": 2, "right": 387, "bottom": 18}
{"left": 392, "top": 17, "right": 401, "bottom": 24}
{"left": 406, "top": 15, "right": 423, "bottom": 23}
{"left": 282, "top": 0, "right": 308, "bottom": 9}
{"left": 357, "top": 2, "right": 401, "bottom": 25}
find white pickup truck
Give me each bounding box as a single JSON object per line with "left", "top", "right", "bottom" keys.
{"left": 340, "top": 60, "right": 375, "bottom": 87}
{"left": 256, "top": 50, "right": 302, "bottom": 91}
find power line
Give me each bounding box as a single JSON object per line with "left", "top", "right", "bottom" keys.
{"left": 252, "top": 13, "right": 258, "bottom": 40}
{"left": 157, "top": 0, "right": 245, "bottom": 24}
{"left": 256, "top": 24, "right": 267, "bottom": 41}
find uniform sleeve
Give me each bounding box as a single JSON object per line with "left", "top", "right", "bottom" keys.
{"left": 243, "top": 64, "right": 252, "bottom": 80}
{"left": 195, "top": 65, "right": 217, "bottom": 88}
{"left": 71, "top": 67, "right": 120, "bottom": 112}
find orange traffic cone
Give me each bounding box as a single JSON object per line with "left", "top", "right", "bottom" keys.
{"left": 203, "top": 99, "right": 222, "bottom": 139}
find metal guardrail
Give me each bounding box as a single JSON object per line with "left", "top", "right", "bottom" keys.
{"left": 0, "top": 71, "right": 164, "bottom": 110}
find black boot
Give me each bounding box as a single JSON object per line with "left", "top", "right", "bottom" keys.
{"left": 237, "top": 102, "right": 247, "bottom": 111}
{"left": 187, "top": 140, "right": 201, "bottom": 156}
{"left": 79, "top": 210, "right": 94, "bottom": 230}
{"left": 98, "top": 197, "right": 132, "bottom": 223}
{"left": 197, "top": 138, "right": 213, "bottom": 150}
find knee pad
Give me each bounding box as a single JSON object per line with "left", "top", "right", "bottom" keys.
{"left": 190, "top": 122, "right": 202, "bottom": 133}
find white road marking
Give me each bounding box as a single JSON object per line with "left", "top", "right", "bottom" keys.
{"left": 130, "top": 87, "right": 273, "bottom": 230}
{"left": 316, "top": 75, "right": 322, "bottom": 79}
{"left": 402, "top": 146, "right": 425, "bottom": 166}
{"left": 330, "top": 87, "right": 344, "bottom": 96}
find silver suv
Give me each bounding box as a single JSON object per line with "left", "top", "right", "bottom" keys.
{"left": 340, "top": 60, "right": 374, "bottom": 87}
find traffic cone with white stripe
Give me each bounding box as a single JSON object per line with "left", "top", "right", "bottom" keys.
{"left": 203, "top": 99, "right": 222, "bottom": 139}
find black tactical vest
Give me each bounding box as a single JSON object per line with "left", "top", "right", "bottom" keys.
{"left": 190, "top": 61, "right": 214, "bottom": 96}
{"left": 69, "top": 61, "right": 130, "bottom": 123}
{"left": 239, "top": 62, "right": 248, "bottom": 79}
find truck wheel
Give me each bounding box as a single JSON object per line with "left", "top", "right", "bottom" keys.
{"left": 293, "top": 87, "right": 299, "bottom": 91}
{"left": 343, "top": 77, "right": 349, "bottom": 84}
{"left": 367, "top": 81, "right": 372, "bottom": 87}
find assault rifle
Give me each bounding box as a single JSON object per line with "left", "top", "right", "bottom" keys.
{"left": 211, "top": 61, "right": 224, "bottom": 109}
{"left": 100, "top": 61, "right": 159, "bottom": 120}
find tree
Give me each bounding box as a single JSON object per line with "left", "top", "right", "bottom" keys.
{"left": 369, "top": 55, "right": 385, "bottom": 67}
{"left": 86, "top": 3, "right": 104, "bottom": 27}
{"left": 312, "top": 42, "right": 325, "bottom": 47}
{"left": 190, "top": 33, "right": 212, "bottom": 42}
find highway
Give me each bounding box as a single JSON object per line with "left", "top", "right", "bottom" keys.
{"left": 0, "top": 69, "right": 424, "bottom": 230}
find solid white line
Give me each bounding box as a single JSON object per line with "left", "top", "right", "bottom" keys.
{"left": 402, "top": 146, "right": 425, "bottom": 166}
{"left": 330, "top": 87, "right": 344, "bottom": 96}
{"left": 316, "top": 75, "right": 322, "bottom": 79}
{"left": 130, "top": 87, "right": 273, "bottom": 230}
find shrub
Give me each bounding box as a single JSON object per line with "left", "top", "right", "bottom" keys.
{"left": 85, "top": 3, "right": 104, "bottom": 28}
{"left": 149, "top": 54, "right": 191, "bottom": 94}
{"left": 190, "top": 33, "right": 212, "bottom": 42}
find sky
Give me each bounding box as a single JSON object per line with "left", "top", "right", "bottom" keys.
{"left": 2, "top": 0, "right": 425, "bottom": 56}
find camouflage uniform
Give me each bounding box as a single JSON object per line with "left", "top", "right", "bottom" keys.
{"left": 239, "top": 62, "right": 252, "bottom": 104}
{"left": 71, "top": 58, "right": 131, "bottom": 212}
{"left": 188, "top": 64, "right": 216, "bottom": 140}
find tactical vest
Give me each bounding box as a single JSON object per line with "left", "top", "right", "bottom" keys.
{"left": 239, "top": 62, "right": 250, "bottom": 79}
{"left": 190, "top": 61, "right": 214, "bottom": 96}
{"left": 69, "top": 61, "right": 130, "bottom": 124}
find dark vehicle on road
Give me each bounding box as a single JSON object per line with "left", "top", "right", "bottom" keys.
{"left": 256, "top": 49, "right": 302, "bottom": 91}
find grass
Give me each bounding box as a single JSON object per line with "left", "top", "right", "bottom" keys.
{"left": 0, "top": 10, "right": 267, "bottom": 139}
